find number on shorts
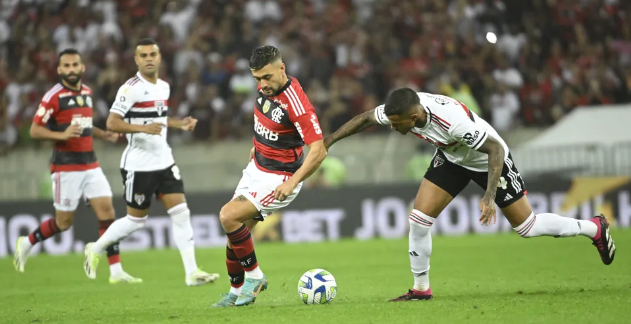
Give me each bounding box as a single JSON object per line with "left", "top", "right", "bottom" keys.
{"left": 171, "top": 165, "right": 181, "bottom": 180}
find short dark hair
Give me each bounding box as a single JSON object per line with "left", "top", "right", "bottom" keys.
{"left": 249, "top": 45, "right": 281, "bottom": 70}
{"left": 136, "top": 38, "right": 158, "bottom": 47}
{"left": 384, "top": 88, "right": 420, "bottom": 116}
{"left": 58, "top": 48, "right": 81, "bottom": 65}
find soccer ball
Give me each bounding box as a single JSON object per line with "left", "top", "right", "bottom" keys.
{"left": 297, "top": 269, "right": 337, "bottom": 304}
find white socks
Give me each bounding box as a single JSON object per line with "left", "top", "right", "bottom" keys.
{"left": 109, "top": 262, "right": 123, "bottom": 277}
{"left": 92, "top": 215, "right": 147, "bottom": 254}
{"left": 514, "top": 213, "right": 598, "bottom": 238}
{"left": 168, "top": 203, "right": 199, "bottom": 276}
{"left": 230, "top": 286, "right": 242, "bottom": 296}
{"left": 409, "top": 209, "right": 434, "bottom": 291}
{"left": 245, "top": 266, "right": 264, "bottom": 280}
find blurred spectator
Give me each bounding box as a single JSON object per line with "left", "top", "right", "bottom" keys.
{"left": 489, "top": 82, "right": 520, "bottom": 133}
{"left": 0, "top": 0, "right": 629, "bottom": 150}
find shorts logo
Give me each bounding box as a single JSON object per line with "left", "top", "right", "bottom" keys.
{"left": 62, "top": 198, "right": 71, "bottom": 206}
{"left": 433, "top": 155, "right": 444, "bottom": 167}
{"left": 497, "top": 177, "right": 508, "bottom": 190}
{"left": 134, "top": 193, "right": 145, "bottom": 205}
{"left": 463, "top": 130, "right": 480, "bottom": 145}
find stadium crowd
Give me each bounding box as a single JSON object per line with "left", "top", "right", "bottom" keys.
{"left": 0, "top": 0, "right": 630, "bottom": 155}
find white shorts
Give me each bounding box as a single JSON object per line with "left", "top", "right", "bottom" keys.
{"left": 233, "top": 161, "right": 303, "bottom": 219}
{"left": 51, "top": 167, "right": 112, "bottom": 212}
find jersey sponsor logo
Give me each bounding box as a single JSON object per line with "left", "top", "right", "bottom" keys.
{"left": 71, "top": 115, "right": 93, "bottom": 129}
{"left": 311, "top": 114, "right": 322, "bottom": 135}
{"left": 263, "top": 100, "right": 271, "bottom": 113}
{"left": 38, "top": 105, "right": 54, "bottom": 123}
{"left": 119, "top": 96, "right": 126, "bottom": 102}
{"left": 294, "top": 122, "right": 304, "bottom": 139}
{"left": 463, "top": 130, "right": 480, "bottom": 145}
{"left": 36, "top": 105, "right": 46, "bottom": 117}
{"left": 254, "top": 115, "right": 279, "bottom": 141}
{"left": 433, "top": 155, "right": 444, "bottom": 167}
{"left": 272, "top": 99, "right": 288, "bottom": 110}
{"left": 271, "top": 107, "right": 284, "bottom": 123}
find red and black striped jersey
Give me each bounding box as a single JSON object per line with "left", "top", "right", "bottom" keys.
{"left": 32, "top": 83, "right": 98, "bottom": 173}
{"left": 252, "top": 77, "right": 323, "bottom": 175}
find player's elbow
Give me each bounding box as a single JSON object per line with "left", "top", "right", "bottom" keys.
{"left": 106, "top": 116, "right": 118, "bottom": 132}
{"left": 29, "top": 124, "right": 41, "bottom": 139}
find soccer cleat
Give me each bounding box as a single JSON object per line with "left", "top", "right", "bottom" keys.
{"left": 589, "top": 214, "right": 616, "bottom": 265}
{"left": 13, "top": 236, "right": 32, "bottom": 273}
{"left": 389, "top": 288, "right": 433, "bottom": 302}
{"left": 109, "top": 271, "right": 143, "bottom": 284}
{"left": 234, "top": 276, "right": 268, "bottom": 306}
{"left": 186, "top": 269, "right": 220, "bottom": 286}
{"left": 83, "top": 242, "right": 100, "bottom": 279}
{"left": 211, "top": 292, "right": 239, "bottom": 307}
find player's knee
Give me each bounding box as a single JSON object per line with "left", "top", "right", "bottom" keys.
{"left": 408, "top": 209, "right": 435, "bottom": 237}
{"left": 167, "top": 203, "right": 190, "bottom": 222}
{"left": 219, "top": 204, "right": 234, "bottom": 225}
{"left": 55, "top": 217, "right": 74, "bottom": 231}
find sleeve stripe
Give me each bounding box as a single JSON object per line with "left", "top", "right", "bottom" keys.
{"left": 284, "top": 89, "right": 301, "bottom": 116}
{"left": 472, "top": 131, "right": 487, "bottom": 149}
{"left": 42, "top": 84, "right": 63, "bottom": 103}
{"left": 111, "top": 108, "right": 126, "bottom": 116}
{"left": 287, "top": 86, "right": 306, "bottom": 116}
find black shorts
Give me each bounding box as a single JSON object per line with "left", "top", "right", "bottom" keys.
{"left": 120, "top": 164, "right": 185, "bottom": 209}
{"left": 424, "top": 151, "right": 527, "bottom": 208}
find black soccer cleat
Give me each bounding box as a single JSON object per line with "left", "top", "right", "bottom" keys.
{"left": 589, "top": 214, "right": 616, "bottom": 265}
{"left": 389, "top": 288, "right": 433, "bottom": 302}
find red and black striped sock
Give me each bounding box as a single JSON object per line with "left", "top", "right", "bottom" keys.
{"left": 28, "top": 218, "right": 61, "bottom": 245}
{"left": 99, "top": 220, "right": 121, "bottom": 265}
{"left": 226, "top": 246, "right": 245, "bottom": 288}
{"left": 226, "top": 225, "right": 258, "bottom": 271}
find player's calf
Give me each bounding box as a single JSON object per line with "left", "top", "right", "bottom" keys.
{"left": 14, "top": 212, "right": 74, "bottom": 273}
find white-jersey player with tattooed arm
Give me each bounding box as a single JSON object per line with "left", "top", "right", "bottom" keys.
{"left": 324, "top": 88, "right": 616, "bottom": 301}
{"left": 83, "top": 38, "right": 219, "bottom": 286}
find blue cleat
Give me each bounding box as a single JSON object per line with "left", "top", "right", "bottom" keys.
{"left": 234, "top": 276, "right": 268, "bottom": 306}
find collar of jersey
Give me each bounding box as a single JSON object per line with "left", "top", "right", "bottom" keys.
{"left": 414, "top": 105, "right": 433, "bottom": 132}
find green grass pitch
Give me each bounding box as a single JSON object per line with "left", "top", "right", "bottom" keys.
{"left": 1, "top": 230, "right": 629, "bottom": 324}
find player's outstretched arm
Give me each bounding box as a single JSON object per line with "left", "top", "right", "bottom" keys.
{"left": 323, "top": 109, "right": 379, "bottom": 149}
{"left": 475, "top": 135, "right": 506, "bottom": 225}
{"left": 274, "top": 139, "right": 327, "bottom": 201}
{"left": 92, "top": 126, "right": 120, "bottom": 143}
{"left": 106, "top": 113, "right": 162, "bottom": 135}
{"left": 167, "top": 116, "right": 197, "bottom": 131}
{"left": 30, "top": 122, "right": 81, "bottom": 141}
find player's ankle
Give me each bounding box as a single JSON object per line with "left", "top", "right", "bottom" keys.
{"left": 245, "top": 266, "right": 264, "bottom": 279}
{"left": 109, "top": 262, "right": 123, "bottom": 277}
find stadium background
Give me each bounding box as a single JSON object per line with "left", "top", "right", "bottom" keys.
{"left": 0, "top": 1, "right": 630, "bottom": 323}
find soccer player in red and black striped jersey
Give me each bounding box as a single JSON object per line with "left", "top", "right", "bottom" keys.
{"left": 13, "top": 48, "right": 141, "bottom": 284}
{"left": 212, "top": 46, "right": 327, "bottom": 307}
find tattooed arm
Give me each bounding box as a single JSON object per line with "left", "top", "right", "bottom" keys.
{"left": 476, "top": 135, "right": 506, "bottom": 199}
{"left": 475, "top": 135, "right": 506, "bottom": 225}
{"left": 323, "top": 109, "right": 380, "bottom": 149}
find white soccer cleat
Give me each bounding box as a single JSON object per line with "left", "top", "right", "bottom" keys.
{"left": 186, "top": 269, "right": 220, "bottom": 286}
{"left": 13, "top": 236, "right": 32, "bottom": 273}
{"left": 109, "top": 271, "right": 143, "bottom": 284}
{"left": 83, "top": 242, "right": 100, "bottom": 280}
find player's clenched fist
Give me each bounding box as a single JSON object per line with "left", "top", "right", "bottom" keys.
{"left": 63, "top": 124, "right": 83, "bottom": 139}
{"left": 143, "top": 122, "right": 164, "bottom": 135}
{"left": 181, "top": 116, "right": 198, "bottom": 131}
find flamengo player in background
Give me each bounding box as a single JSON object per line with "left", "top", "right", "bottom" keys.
{"left": 83, "top": 38, "right": 219, "bottom": 286}
{"left": 324, "top": 88, "right": 616, "bottom": 301}
{"left": 212, "top": 46, "right": 327, "bottom": 307}
{"left": 13, "top": 48, "right": 141, "bottom": 284}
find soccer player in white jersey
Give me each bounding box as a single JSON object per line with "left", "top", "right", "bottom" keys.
{"left": 82, "top": 38, "right": 219, "bottom": 286}
{"left": 324, "top": 88, "right": 616, "bottom": 301}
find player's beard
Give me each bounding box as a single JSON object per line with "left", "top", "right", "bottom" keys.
{"left": 60, "top": 72, "right": 83, "bottom": 87}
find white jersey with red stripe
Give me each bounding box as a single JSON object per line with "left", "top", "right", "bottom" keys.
{"left": 110, "top": 72, "right": 174, "bottom": 171}
{"left": 374, "top": 92, "right": 509, "bottom": 172}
